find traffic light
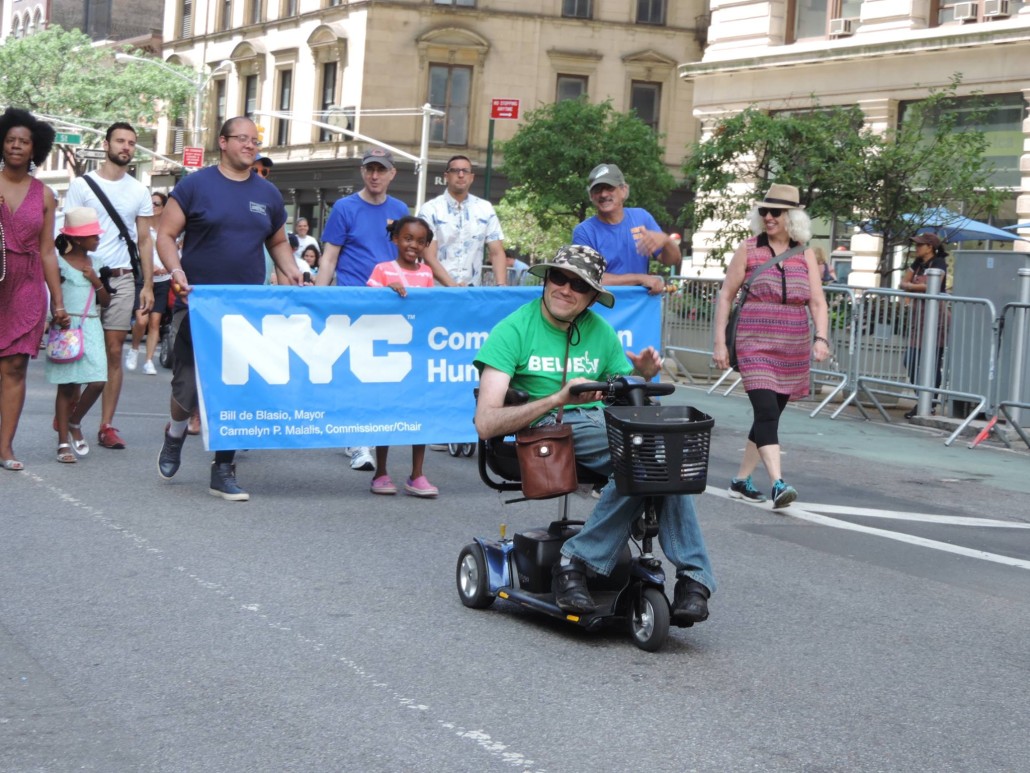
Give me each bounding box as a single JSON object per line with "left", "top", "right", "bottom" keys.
{"left": 256, "top": 124, "right": 266, "bottom": 147}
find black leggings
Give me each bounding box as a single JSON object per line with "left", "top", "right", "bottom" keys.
{"left": 747, "top": 389, "right": 790, "bottom": 448}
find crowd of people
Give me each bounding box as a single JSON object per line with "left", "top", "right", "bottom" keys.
{"left": 1, "top": 105, "right": 877, "bottom": 628}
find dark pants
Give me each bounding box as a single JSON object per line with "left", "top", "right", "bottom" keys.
{"left": 747, "top": 389, "right": 789, "bottom": 448}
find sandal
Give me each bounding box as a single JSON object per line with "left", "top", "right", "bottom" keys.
{"left": 56, "top": 443, "right": 77, "bottom": 464}
{"left": 1, "top": 459, "right": 25, "bottom": 471}
{"left": 69, "top": 423, "right": 89, "bottom": 456}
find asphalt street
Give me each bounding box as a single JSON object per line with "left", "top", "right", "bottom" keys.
{"left": 2, "top": 356, "right": 1029, "bottom": 772}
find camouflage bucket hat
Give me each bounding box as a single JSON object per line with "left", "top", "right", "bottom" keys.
{"left": 528, "top": 244, "right": 615, "bottom": 308}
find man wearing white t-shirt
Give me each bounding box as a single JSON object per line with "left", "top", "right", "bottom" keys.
{"left": 64, "top": 122, "right": 154, "bottom": 450}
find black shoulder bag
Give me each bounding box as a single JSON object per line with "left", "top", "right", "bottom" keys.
{"left": 725, "top": 244, "right": 806, "bottom": 370}
{"left": 82, "top": 175, "right": 143, "bottom": 281}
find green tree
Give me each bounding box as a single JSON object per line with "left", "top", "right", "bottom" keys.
{"left": 499, "top": 98, "right": 676, "bottom": 229}
{"left": 0, "top": 26, "right": 195, "bottom": 174}
{"left": 683, "top": 77, "right": 1003, "bottom": 281}
{"left": 494, "top": 194, "right": 575, "bottom": 266}
{"left": 682, "top": 104, "right": 871, "bottom": 263}
{"left": 852, "top": 79, "right": 1005, "bottom": 280}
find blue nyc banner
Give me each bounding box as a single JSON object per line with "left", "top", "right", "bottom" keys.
{"left": 189, "top": 286, "right": 661, "bottom": 451}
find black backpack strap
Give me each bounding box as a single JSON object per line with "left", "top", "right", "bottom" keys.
{"left": 81, "top": 174, "right": 142, "bottom": 280}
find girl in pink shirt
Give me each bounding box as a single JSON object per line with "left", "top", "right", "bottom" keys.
{"left": 367, "top": 216, "right": 438, "bottom": 497}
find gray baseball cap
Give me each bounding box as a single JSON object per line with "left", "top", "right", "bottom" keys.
{"left": 587, "top": 163, "right": 626, "bottom": 193}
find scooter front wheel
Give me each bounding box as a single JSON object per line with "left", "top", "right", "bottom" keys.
{"left": 630, "top": 587, "right": 669, "bottom": 652}
{"left": 456, "top": 543, "right": 495, "bottom": 609}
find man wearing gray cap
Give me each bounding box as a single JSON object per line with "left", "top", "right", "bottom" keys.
{"left": 316, "top": 147, "right": 409, "bottom": 472}
{"left": 572, "top": 163, "right": 681, "bottom": 294}
{"left": 473, "top": 244, "right": 714, "bottom": 622}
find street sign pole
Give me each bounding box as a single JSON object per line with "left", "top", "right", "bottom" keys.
{"left": 485, "top": 119, "right": 496, "bottom": 201}
{"left": 485, "top": 99, "right": 519, "bottom": 202}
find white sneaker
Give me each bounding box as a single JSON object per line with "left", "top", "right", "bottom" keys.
{"left": 142, "top": 359, "right": 157, "bottom": 375}
{"left": 124, "top": 349, "right": 139, "bottom": 371}
{"left": 428, "top": 444, "right": 449, "bottom": 452}
{"left": 350, "top": 447, "right": 375, "bottom": 471}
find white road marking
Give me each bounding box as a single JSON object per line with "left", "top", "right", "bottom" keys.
{"left": 707, "top": 486, "right": 1030, "bottom": 570}
{"left": 19, "top": 471, "right": 544, "bottom": 771}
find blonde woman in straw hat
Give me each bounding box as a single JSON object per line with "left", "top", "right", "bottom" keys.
{"left": 713, "top": 183, "right": 829, "bottom": 509}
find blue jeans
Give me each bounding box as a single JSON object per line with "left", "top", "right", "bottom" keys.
{"left": 542, "top": 407, "right": 716, "bottom": 594}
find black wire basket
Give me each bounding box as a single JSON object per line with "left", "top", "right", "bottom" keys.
{"left": 604, "top": 405, "right": 714, "bottom": 496}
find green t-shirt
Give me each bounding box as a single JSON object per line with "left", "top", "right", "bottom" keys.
{"left": 474, "top": 299, "right": 632, "bottom": 411}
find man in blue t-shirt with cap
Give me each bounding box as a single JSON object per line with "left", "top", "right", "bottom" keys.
{"left": 316, "top": 147, "right": 409, "bottom": 472}
{"left": 572, "top": 162, "right": 681, "bottom": 294}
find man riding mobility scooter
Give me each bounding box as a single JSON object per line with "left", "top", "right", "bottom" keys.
{"left": 455, "top": 245, "right": 715, "bottom": 652}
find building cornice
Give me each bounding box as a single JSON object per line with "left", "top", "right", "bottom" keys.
{"left": 680, "top": 27, "right": 1030, "bottom": 80}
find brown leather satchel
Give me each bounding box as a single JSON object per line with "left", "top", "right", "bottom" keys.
{"left": 514, "top": 334, "right": 579, "bottom": 500}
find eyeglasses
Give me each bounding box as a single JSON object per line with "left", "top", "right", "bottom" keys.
{"left": 224, "top": 134, "right": 262, "bottom": 147}
{"left": 446, "top": 168, "right": 473, "bottom": 176}
{"left": 758, "top": 207, "right": 785, "bottom": 218}
{"left": 252, "top": 166, "right": 270, "bottom": 178}
{"left": 547, "top": 269, "right": 593, "bottom": 294}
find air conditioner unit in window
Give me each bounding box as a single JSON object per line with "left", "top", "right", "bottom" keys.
{"left": 952, "top": 1, "right": 978, "bottom": 21}
{"left": 984, "top": 0, "right": 1010, "bottom": 17}
{"left": 828, "top": 17, "right": 855, "bottom": 36}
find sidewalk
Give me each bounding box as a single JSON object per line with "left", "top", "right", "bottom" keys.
{"left": 663, "top": 380, "right": 1030, "bottom": 497}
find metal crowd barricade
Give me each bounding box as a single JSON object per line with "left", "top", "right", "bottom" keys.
{"left": 661, "top": 276, "right": 723, "bottom": 385}
{"left": 809, "top": 284, "right": 858, "bottom": 417}
{"left": 992, "top": 297, "right": 1030, "bottom": 450}
{"left": 833, "top": 269, "right": 998, "bottom": 446}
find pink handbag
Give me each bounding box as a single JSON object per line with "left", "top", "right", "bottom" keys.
{"left": 46, "top": 286, "right": 94, "bottom": 364}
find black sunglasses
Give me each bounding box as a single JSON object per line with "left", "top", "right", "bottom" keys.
{"left": 547, "top": 269, "right": 593, "bottom": 294}
{"left": 758, "top": 207, "right": 785, "bottom": 218}
{"left": 253, "top": 166, "right": 270, "bottom": 178}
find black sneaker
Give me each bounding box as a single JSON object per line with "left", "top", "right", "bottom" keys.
{"left": 729, "top": 475, "right": 767, "bottom": 503}
{"left": 209, "top": 462, "right": 250, "bottom": 502}
{"left": 671, "top": 577, "right": 710, "bottom": 626}
{"left": 772, "top": 479, "right": 798, "bottom": 509}
{"left": 552, "top": 561, "right": 595, "bottom": 614}
{"left": 158, "top": 424, "right": 187, "bottom": 479}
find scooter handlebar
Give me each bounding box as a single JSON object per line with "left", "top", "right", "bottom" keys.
{"left": 568, "top": 376, "right": 675, "bottom": 405}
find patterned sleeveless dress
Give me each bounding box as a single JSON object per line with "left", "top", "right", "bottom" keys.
{"left": 735, "top": 234, "right": 812, "bottom": 400}
{"left": 0, "top": 178, "right": 47, "bottom": 358}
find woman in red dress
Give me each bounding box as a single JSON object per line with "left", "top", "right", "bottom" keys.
{"left": 0, "top": 107, "right": 69, "bottom": 470}
{"left": 713, "top": 184, "right": 829, "bottom": 508}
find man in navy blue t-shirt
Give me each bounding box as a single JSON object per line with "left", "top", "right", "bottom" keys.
{"left": 155, "top": 116, "right": 303, "bottom": 501}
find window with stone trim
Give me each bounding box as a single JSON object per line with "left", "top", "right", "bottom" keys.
{"left": 636, "top": 0, "right": 666, "bottom": 25}
{"left": 434, "top": 0, "right": 476, "bottom": 6}
{"left": 220, "top": 0, "right": 233, "bottom": 31}
{"left": 557, "top": 74, "right": 588, "bottom": 102}
{"left": 247, "top": 0, "right": 262, "bottom": 25}
{"left": 789, "top": 0, "right": 863, "bottom": 40}
{"left": 180, "top": 0, "right": 192, "bottom": 38}
{"left": 932, "top": 0, "right": 1026, "bottom": 23}
{"left": 630, "top": 81, "right": 661, "bottom": 131}
{"left": 282, "top": 0, "right": 297, "bottom": 16}
{"left": 243, "top": 74, "right": 259, "bottom": 120}
{"left": 275, "top": 69, "right": 293, "bottom": 146}
{"left": 213, "top": 80, "right": 228, "bottom": 147}
{"left": 563, "top": 0, "right": 592, "bottom": 18}
{"left": 429, "top": 64, "right": 472, "bottom": 145}
{"left": 319, "top": 62, "right": 338, "bottom": 142}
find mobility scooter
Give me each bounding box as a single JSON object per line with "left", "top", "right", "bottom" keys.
{"left": 456, "top": 376, "right": 713, "bottom": 652}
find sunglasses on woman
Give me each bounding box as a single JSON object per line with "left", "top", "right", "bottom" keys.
{"left": 758, "top": 207, "right": 785, "bottom": 218}
{"left": 547, "top": 269, "right": 593, "bottom": 294}
{"left": 253, "top": 166, "right": 270, "bottom": 178}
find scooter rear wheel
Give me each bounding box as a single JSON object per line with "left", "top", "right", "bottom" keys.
{"left": 630, "top": 587, "right": 670, "bottom": 652}
{"left": 456, "top": 543, "right": 495, "bottom": 609}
